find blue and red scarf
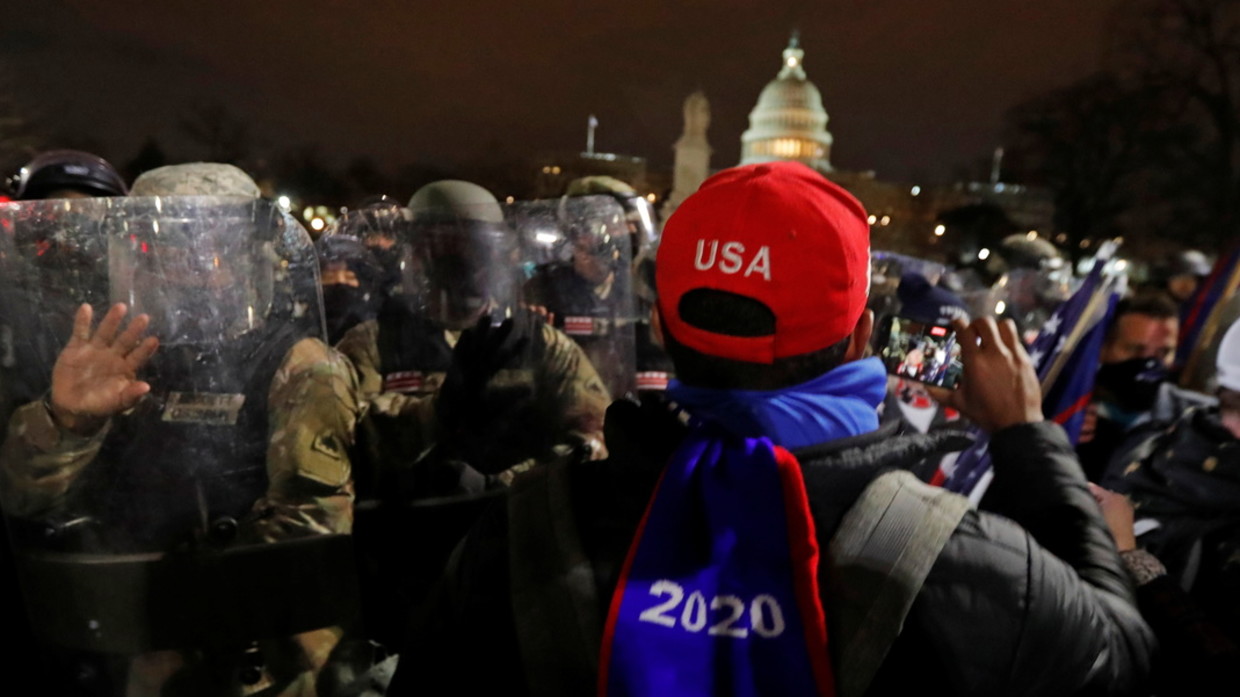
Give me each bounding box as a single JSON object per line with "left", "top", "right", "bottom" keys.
{"left": 598, "top": 358, "right": 886, "bottom": 697}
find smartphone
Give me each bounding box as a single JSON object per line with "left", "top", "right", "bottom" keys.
{"left": 876, "top": 315, "right": 963, "bottom": 389}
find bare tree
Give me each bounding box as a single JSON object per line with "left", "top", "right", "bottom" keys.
{"left": 1112, "top": 0, "right": 1240, "bottom": 239}
{"left": 179, "top": 103, "right": 251, "bottom": 165}
{"left": 1004, "top": 72, "right": 1188, "bottom": 257}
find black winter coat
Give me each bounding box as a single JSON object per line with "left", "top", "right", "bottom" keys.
{"left": 392, "top": 398, "right": 1154, "bottom": 697}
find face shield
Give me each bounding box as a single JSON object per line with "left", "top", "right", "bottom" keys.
{"left": 107, "top": 198, "right": 301, "bottom": 347}
{"left": 619, "top": 195, "right": 658, "bottom": 261}
{"left": 410, "top": 210, "right": 518, "bottom": 330}
{"left": 335, "top": 203, "right": 417, "bottom": 297}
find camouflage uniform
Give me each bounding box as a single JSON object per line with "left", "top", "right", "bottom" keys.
{"left": 336, "top": 311, "right": 609, "bottom": 495}
{"left": 0, "top": 167, "right": 364, "bottom": 697}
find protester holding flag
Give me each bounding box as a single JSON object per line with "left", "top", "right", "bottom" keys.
{"left": 391, "top": 162, "right": 1152, "bottom": 697}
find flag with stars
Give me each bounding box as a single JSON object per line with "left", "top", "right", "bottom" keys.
{"left": 944, "top": 246, "right": 1122, "bottom": 496}
{"left": 1176, "top": 242, "right": 1240, "bottom": 388}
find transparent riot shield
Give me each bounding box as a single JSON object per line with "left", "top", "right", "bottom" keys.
{"left": 0, "top": 197, "right": 359, "bottom": 694}
{"left": 317, "top": 207, "right": 405, "bottom": 345}
{"left": 868, "top": 250, "right": 949, "bottom": 328}
{"left": 511, "top": 194, "right": 638, "bottom": 400}
{"left": 333, "top": 202, "right": 418, "bottom": 301}
{"left": 347, "top": 198, "right": 612, "bottom": 648}
{"left": 1003, "top": 266, "right": 1076, "bottom": 344}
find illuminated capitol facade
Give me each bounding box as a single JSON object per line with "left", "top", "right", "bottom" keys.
{"left": 740, "top": 34, "right": 834, "bottom": 172}
{"left": 664, "top": 34, "right": 1056, "bottom": 262}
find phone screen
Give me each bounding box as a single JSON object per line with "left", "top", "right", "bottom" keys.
{"left": 878, "top": 316, "right": 963, "bottom": 389}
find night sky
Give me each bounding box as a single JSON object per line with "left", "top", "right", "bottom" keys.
{"left": 5, "top": 0, "right": 1118, "bottom": 185}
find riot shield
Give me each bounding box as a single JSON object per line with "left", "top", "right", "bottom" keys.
{"left": 1002, "top": 266, "right": 1075, "bottom": 343}
{"left": 350, "top": 199, "right": 614, "bottom": 647}
{"left": 512, "top": 194, "right": 638, "bottom": 399}
{"left": 868, "top": 250, "right": 949, "bottom": 327}
{"left": 333, "top": 202, "right": 418, "bottom": 301}
{"left": 0, "top": 197, "right": 358, "bottom": 693}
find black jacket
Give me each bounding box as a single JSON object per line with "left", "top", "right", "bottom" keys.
{"left": 392, "top": 398, "right": 1154, "bottom": 697}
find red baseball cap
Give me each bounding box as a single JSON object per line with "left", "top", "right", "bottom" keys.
{"left": 656, "top": 162, "right": 871, "bottom": 364}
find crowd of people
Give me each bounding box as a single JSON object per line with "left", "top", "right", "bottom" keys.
{"left": 0, "top": 149, "right": 1237, "bottom": 696}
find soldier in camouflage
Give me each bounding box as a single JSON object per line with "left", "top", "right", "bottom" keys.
{"left": 335, "top": 179, "right": 610, "bottom": 498}
{"left": 0, "top": 163, "right": 363, "bottom": 697}
{"left": 334, "top": 181, "right": 611, "bottom": 651}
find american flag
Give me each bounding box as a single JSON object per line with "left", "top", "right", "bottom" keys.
{"left": 942, "top": 243, "right": 1123, "bottom": 497}
{"left": 1176, "top": 243, "right": 1240, "bottom": 389}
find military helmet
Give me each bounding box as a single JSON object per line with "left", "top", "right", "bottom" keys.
{"left": 13, "top": 150, "right": 128, "bottom": 200}
{"left": 564, "top": 175, "right": 656, "bottom": 258}
{"left": 408, "top": 180, "right": 505, "bottom": 224}
{"left": 130, "top": 162, "right": 261, "bottom": 198}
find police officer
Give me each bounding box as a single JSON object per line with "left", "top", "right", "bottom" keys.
{"left": 0, "top": 163, "right": 362, "bottom": 696}
{"left": 521, "top": 182, "right": 642, "bottom": 400}
{"left": 0, "top": 151, "right": 130, "bottom": 693}
{"left": 317, "top": 228, "right": 387, "bottom": 346}
{"left": 563, "top": 176, "right": 674, "bottom": 397}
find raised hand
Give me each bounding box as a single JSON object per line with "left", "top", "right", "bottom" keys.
{"left": 49, "top": 303, "right": 159, "bottom": 435}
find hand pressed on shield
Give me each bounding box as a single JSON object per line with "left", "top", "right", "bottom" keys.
{"left": 49, "top": 303, "right": 160, "bottom": 436}
{"left": 925, "top": 317, "right": 1043, "bottom": 434}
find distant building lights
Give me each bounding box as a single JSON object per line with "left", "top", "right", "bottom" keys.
{"left": 505, "top": 196, "right": 515, "bottom": 204}
{"left": 880, "top": 215, "right": 891, "bottom": 226}
{"left": 910, "top": 186, "right": 921, "bottom": 196}
{"left": 978, "top": 248, "right": 991, "bottom": 260}
{"left": 310, "top": 217, "right": 325, "bottom": 231}
{"left": 933, "top": 224, "right": 946, "bottom": 237}
{"left": 645, "top": 193, "right": 657, "bottom": 203}
{"left": 867, "top": 215, "right": 878, "bottom": 225}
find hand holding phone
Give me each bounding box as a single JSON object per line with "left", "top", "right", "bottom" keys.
{"left": 924, "top": 318, "right": 1045, "bottom": 433}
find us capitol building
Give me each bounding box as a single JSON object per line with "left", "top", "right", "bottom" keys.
{"left": 663, "top": 34, "right": 1056, "bottom": 263}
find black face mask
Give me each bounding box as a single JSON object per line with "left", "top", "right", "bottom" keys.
{"left": 1095, "top": 357, "right": 1168, "bottom": 413}
{"left": 322, "top": 285, "right": 378, "bottom": 345}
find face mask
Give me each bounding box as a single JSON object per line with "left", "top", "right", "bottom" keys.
{"left": 322, "top": 285, "right": 377, "bottom": 344}
{"left": 1095, "top": 357, "right": 1168, "bottom": 414}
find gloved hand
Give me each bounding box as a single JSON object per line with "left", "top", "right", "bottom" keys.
{"left": 436, "top": 314, "right": 528, "bottom": 435}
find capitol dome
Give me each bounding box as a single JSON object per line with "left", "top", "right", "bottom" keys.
{"left": 740, "top": 34, "right": 834, "bottom": 172}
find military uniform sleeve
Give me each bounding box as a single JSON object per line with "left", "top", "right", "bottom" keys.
{"left": 248, "top": 338, "right": 361, "bottom": 541}
{"left": 334, "top": 319, "right": 384, "bottom": 402}
{"left": 537, "top": 323, "right": 610, "bottom": 460}
{"left": 0, "top": 398, "right": 109, "bottom": 518}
